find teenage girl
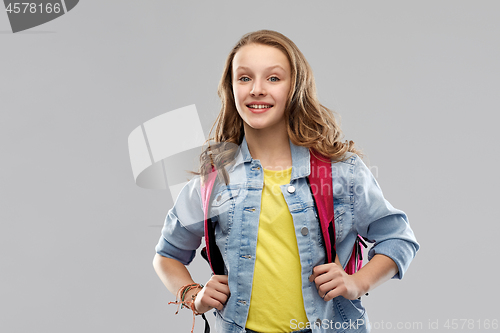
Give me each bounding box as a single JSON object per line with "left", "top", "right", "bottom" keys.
{"left": 153, "top": 30, "right": 419, "bottom": 333}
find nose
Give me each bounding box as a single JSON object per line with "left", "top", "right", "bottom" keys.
{"left": 250, "top": 79, "right": 266, "bottom": 96}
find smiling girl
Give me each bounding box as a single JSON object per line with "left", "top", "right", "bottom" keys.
{"left": 153, "top": 30, "right": 419, "bottom": 333}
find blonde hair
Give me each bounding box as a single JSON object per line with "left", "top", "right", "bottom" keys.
{"left": 199, "top": 29, "right": 361, "bottom": 182}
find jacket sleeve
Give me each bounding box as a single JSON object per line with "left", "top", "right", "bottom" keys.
{"left": 351, "top": 155, "right": 419, "bottom": 279}
{"left": 155, "top": 177, "right": 205, "bottom": 266}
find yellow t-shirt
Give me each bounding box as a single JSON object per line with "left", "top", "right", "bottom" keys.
{"left": 245, "top": 167, "right": 308, "bottom": 332}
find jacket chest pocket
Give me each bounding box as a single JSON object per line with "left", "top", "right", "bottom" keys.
{"left": 210, "top": 188, "right": 240, "bottom": 234}
{"left": 333, "top": 201, "right": 348, "bottom": 242}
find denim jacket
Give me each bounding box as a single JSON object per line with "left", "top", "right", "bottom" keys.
{"left": 156, "top": 137, "right": 419, "bottom": 333}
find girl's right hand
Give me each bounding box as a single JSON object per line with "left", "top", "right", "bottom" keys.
{"left": 194, "top": 275, "right": 230, "bottom": 313}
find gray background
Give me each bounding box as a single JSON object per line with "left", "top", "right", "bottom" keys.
{"left": 1, "top": 1, "right": 499, "bottom": 332}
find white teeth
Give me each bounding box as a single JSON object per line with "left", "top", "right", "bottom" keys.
{"left": 248, "top": 104, "right": 272, "bottom": 109}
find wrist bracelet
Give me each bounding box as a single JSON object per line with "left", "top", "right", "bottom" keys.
{"left": 168, "top": 283, "right": 204, "bottom": 333}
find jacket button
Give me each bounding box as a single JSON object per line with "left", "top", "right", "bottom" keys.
{"left": 301, "top": 227, "right": 309, "bottom": 236}
{"left": 216, "top": 195, "right": 221, "bottom": 201}
{"left": 287, "top": 185, "right": 295, "bottom": 193}
{"left": 316, "top": 318, "right": 322, "bottom": 326}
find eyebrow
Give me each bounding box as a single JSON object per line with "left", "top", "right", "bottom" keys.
{"left": 234, "top": 65, "right": 286, "bottom": 72}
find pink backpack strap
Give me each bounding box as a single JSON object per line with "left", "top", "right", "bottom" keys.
{"left": 309, "top": 150, "right": 336, "bottom": 263}
{"left": 200, "top": 166, "right": 221, "bottom": 274}
{"left": 345, "top": 234, "right": 368, "bottom": 274}
{"left": 309, "top": 150, "right": 367, "bottom": 275}
{"left": 200, "top": 166, "right": 217, "bottom": 228}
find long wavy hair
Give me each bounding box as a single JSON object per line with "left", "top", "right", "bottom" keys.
{"left": 198, "top": 29, "right": 361, "bottom": 183}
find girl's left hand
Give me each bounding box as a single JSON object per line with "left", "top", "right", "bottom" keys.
{"left": 308, "top": 263, "right": 365, "bottom": 301}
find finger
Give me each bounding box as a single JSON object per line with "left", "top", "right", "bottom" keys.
{"left": 202, "top": 295, "right": 224, "bottom": 311}
{"left": 212, "top": 288, "right": 229, "bottom": 304}
{"left": 323, "top": 281, "right": 346, "bottom": 302}
{"left": 316, "top": 264, "right": 344, "bottom": 283}
{"left": 313, "top": 271, "right": 334, "bottom": 287}
{"left": 310, "top": 263, "right": 342, "bottom": 283}
{"left": 215, "top": 283, "right": 231, "bottom": 297}
{"left": 213, "top": 274, "right": 229, "bottom": 284}
{"left": 322, "top": 289, "right": 333, "bottom": 302}
{"left": 204, "top": 285, "right": 229, "bottom": 305}
{"left": 210, "top": 277, "right": 230, "bottom": 296}
{"left": 205, "top": 295, "right": 224, "bottom": 311}
{"left": 211, "top": 290, "right": 229, "bottom": 310}
{"left": 197, "top": 290, "right": 225, "bottom": 312}
{"left": 309, "top": 264, "right": 330, "bottom": 282}
{"left": 316, "top": 279, "right": 337, "bottom": 299}
{"left": 206, "top": 276, "right": 226, "bottom": 290}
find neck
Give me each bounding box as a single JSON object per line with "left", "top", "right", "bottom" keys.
{"left": 243, "top": 121, "right": 292, "bottom": 170}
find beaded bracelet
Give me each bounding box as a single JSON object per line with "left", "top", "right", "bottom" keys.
{"left": 168, "top": 283, "right": 204, "bottom": 333}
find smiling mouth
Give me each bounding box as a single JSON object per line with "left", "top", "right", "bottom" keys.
{"left": 247, "top": 104, "right": 273, "bottom": 109}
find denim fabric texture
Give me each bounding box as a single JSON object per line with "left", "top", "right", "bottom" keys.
{"left": 156, "top": 137, "right": 419, "bottom": 333}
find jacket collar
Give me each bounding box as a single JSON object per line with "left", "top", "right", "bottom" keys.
{"left": 232, "top": 136, "right": 311, "bottom": 181}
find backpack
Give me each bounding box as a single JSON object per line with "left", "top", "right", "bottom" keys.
{"left": 200, "top": 150, "right": 367, "bottom": 276}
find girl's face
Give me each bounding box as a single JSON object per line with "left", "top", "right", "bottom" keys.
{"left": 232, "top": 43, "right": 291, "bottom": 134}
